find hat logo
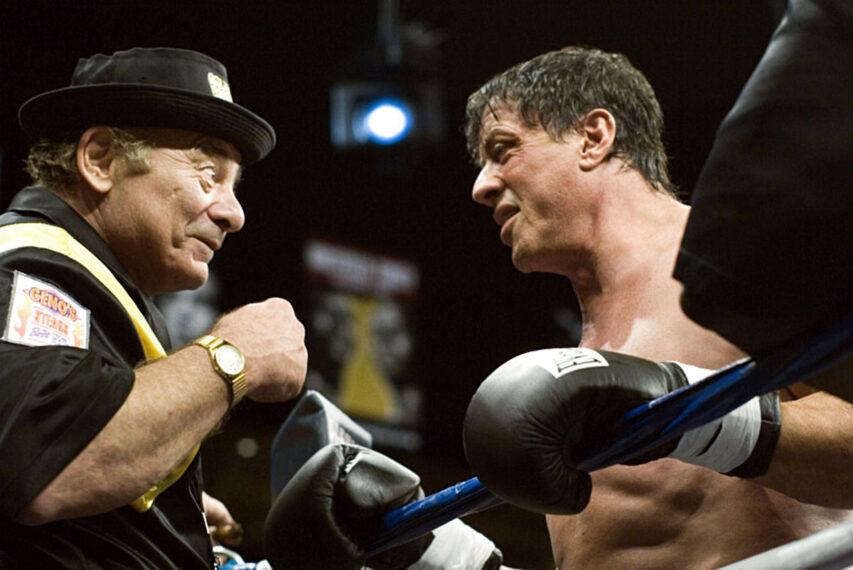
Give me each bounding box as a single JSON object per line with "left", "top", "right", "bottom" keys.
{"left": 207, "top": 72, "right": 233, "bottom": 102}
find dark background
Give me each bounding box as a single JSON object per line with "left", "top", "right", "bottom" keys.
{"left": 1, "top": 2, "right": 781, "bottom": 567}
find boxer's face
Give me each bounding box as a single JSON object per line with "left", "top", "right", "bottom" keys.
{"left": 97, "top": 128, "right": 244, "bottom": 295}
{"left": 471, "top": 107, "right": 596, "bottom": 276}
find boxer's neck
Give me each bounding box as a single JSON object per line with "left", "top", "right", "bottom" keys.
{"left": 572, "top": 198, "right": 695, "bottom": 359}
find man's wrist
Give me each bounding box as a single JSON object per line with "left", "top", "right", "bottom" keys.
{"left": 193, "top": 335, "right": 248, "bottom": 407}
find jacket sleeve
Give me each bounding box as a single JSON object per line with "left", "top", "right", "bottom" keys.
{"left": 0, "top": 344, "right": 134, "bottom": 520}
{"left": 0, "top": 248, "right": 142, "bottom": 521}
{"left": 674, "top": 0, "right": 853, "bottom": 356}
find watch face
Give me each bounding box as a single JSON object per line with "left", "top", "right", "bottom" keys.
{"left": 214, "top": 344, "right": 245, "bottom": 376}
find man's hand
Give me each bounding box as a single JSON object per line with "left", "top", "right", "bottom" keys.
{"left": 202, "top": 492, "right": 243, "bottom": 547}
{"left": 210, "top": 297, "right": 307, "bottom": 403}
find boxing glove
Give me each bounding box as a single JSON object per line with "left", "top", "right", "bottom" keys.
{"left": 463, "top": 348, "right": 781, "bottom": 515}
{"left": 264, "top": 443, "right": 503, "bottom": 570}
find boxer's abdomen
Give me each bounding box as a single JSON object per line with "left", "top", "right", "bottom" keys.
{"left": 546, "top": 459, "right": 851, "bottom": 569}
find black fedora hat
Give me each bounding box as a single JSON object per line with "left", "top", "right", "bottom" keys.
{"left": 18, "top": 47, "right": 276, "bottom": 164}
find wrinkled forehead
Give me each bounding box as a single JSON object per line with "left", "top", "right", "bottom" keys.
{"left": 480, "top": 98, "right": 549, "bottom": 138}
{"left": 479, "top": 99, "right": 520, "bottom": 132}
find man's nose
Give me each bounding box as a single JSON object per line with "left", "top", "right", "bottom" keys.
{"left": 472, "top": 162, "right": 504, "bottom": 206}
{"left": 209, "top": 189, "right": 245, "bottom": 233}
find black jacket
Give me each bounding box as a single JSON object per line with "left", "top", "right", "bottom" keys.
{"left": 0, "top": 187, "right": 212, "bottom": 569}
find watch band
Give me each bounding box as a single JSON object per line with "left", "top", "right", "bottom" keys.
{"left": 193, "top": 334, "right": 248, "bottom": 407}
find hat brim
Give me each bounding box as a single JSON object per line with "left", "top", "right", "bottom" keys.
{"left": 18, "top": 84, "right": 276, "bottom": 164}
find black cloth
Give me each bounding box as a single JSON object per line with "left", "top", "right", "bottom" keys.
{"left": 0, "top": 187, "right": 213, "bottom": 569}
{"left": 674, "top": 0, "right": 853, "bottom": 357}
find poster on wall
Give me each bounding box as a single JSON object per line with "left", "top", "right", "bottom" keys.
{"left": 302, "top": 238, "right": 423, "bottom": 451}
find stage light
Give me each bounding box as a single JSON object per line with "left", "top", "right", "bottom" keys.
{"left": 330, "top": 0, "right": 444, "bottom": 150}
{"left": 362, "top": 99, "right": 412, "bottom": 144}
{"left": 331, "top": 81, "right": 441, "bottom": 149}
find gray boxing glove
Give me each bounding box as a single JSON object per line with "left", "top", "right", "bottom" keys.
{"left": 264, "top": 443, "right": 502, "bottom": 570}
{"left": 463, "top": 348, "right": 781, "bottom": 515}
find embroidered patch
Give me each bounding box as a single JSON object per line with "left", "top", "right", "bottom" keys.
{"left": 3, "top": 271, "right": 90, "bottom": 349}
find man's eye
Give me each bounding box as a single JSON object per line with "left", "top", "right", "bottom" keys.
{"left": 490, "top": 143, "right": 508, "bottom": 162}
{"left": 196, "top": 166, "right": 217, "bottom": 192}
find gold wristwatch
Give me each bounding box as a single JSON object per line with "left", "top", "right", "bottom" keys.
{"left": 193, "top": 335, "right": 248, "bottom": 407}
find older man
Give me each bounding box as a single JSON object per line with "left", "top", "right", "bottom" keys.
{"left": 0, "top": 47, "right": 307, "bottom": 568}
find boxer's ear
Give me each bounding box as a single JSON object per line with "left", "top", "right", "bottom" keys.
{"left": 77, "top": 126, "right": 118, "bottom": 194}
{"left": 577, "top": 109, "right": 616, "bottom": 171}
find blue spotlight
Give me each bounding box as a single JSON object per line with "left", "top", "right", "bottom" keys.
{"left": 361, "top": 98, "right": 413, "bottom": 144}
{"left": 330, "top": 82, "right": 443, "bottom": 149}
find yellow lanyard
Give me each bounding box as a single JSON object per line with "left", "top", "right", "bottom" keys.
{"left": 0, "top": 222, "right": 199, "bottom": 512}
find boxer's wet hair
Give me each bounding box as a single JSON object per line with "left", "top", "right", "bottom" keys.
{"left": 465, "top": 46, "right": 679, "bottom": 198}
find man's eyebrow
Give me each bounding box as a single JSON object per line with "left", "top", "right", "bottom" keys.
{"left": 482, "top": 127, "right": 516, "bottom": 153}
{"left": 482, "top": 129, "right": 499, "bottom": 150}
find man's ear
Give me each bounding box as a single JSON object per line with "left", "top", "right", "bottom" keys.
{"left": 77, "top": 126, "right": 117, "bottom": 194}
{"left": 577, "top": 109, "right": 616, "bottom": 171}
